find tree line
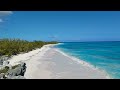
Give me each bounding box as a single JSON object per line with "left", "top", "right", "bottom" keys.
{"left": 0, "top": 38, "right": 58, "bottom": 57}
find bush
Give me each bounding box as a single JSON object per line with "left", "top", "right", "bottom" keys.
{"left": 12, "top": 64, "right": 20, "bottom": 69}
{"left": 0, "top": 38, "right": 58, "bottom": 57}
{"left": 0, "top": 66, "right": 9, "bottom": 74}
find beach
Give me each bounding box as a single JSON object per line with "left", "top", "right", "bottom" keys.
{"left": 8, "top": 44, "right": 109, "bottom": 79}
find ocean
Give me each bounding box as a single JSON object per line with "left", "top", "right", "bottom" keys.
{"left": 55, "top": 41, "right": 120, "bottom": 79}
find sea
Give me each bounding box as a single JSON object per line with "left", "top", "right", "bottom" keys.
{"left": 54, "top": 41, "right": 120, "bottom": 79}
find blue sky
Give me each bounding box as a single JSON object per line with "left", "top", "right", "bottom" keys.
{"left": 0, "top": 11, "right": 120, "bottom": 42}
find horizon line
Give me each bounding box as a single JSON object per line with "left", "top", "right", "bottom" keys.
{"left": 59, "top": 40, "right": 120, "bottom": 43}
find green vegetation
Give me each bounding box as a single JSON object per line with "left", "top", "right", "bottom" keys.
{"left": 0, "top": 38, "right": 58, "bottom": 57}
{"left": 12, "top": 64, "right": 20, "bottom": 69}
{"left": 0, "top": 66, "right": 9, "bottom": 74}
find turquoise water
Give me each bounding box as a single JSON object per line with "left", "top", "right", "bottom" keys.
{"left": 55, "top": 41, "right": 120, "bottom": 79}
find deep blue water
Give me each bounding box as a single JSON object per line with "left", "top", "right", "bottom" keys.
{"left": 55, "top": 41, "right": 120, "bottom": 79}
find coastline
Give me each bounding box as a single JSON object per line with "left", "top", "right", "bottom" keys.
{"left": 54, "top": 47, "right": 111, "bottom": 79}
{"left": 8, "top": 44, "right": 110, "bottom": 79}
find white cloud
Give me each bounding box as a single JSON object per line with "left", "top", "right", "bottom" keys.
{"left": 0, "top": 11, "right": 13, "bottom": 16}
{"left": 0, "top": 11, "right": 13, "bottom": 23}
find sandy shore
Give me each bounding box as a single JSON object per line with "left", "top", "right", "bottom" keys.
{"left": 8, "top": 44, "right": 109, "bottom": 79}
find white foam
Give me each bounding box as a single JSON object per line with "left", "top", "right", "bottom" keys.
{"left": 54, "top": 48, "right": 111, "bottom": 79}
{"left": 52, "top": 43, "right": 64, "bottom": 47}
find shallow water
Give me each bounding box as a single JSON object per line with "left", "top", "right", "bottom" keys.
{"left": 55, "top": 41, "right": 120, "bottom": 79}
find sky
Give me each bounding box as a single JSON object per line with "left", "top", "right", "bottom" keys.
{"left": 0, "top": 11, "right": 120, "bottom": 42}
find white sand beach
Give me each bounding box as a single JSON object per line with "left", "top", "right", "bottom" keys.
{"left": 8, "top": 44, "right": 109, "bottom": 79}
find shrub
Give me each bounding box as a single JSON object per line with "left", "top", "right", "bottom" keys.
{"left": 0, "top": 38, "right": 58, "bottom": 57}
{"left": 12, "top": 64, "right": 20, "bottom": 69}
{"left": 0, "top": 66, "right": 9, "bottom": 74}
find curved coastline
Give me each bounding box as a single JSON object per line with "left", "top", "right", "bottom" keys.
{"left": 6, "top": 43, "right": 111, "bottom": 79}
{"left": 54, "top": 43, "right": 111, "bottom": 79}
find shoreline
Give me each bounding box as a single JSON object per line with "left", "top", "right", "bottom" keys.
{"left": 54, "top": 47, "right": 111, "bottom": 79}
{"left": 8, "top": 44, "right": 110, "bottom": 79}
